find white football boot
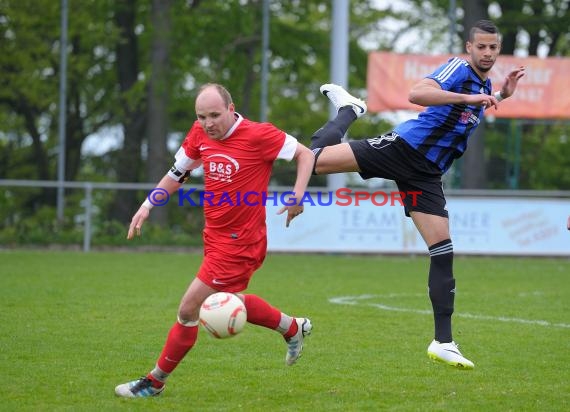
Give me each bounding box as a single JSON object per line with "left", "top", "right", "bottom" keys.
{"left": 427, "top": 340, "right": 475, "bottom": 369}
{"left": 320, "top": 83, "right": 367, "bottom": 118}
{"left": 285, "top": 318, "right": 313, "bottom": 366}
{"left": 115, "top": 377, "right": 164, "bottom": 398}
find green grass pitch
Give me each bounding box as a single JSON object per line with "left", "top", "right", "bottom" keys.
{"left": 1, "top": 250, "right": 569, "bottom": 411}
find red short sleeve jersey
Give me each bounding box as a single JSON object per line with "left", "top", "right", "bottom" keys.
{"left": 182, "top": 116, "right": 286, "bottom": 245}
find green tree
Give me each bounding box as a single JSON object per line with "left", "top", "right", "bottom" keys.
{"left": 372, "top": 0, "right": 569, "bottom": 189}
{"left": 3, "top": 0, "right": 567, "bottom": 247}
{"left": 0, "top": 0, "right": 120, "bottom": 211}
{"left": 486, "top": 0, "right": 570, "bottom": 189}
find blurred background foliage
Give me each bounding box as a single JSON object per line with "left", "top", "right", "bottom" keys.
{"left": 0, "top": 0, "right": 568, "bottom": 247}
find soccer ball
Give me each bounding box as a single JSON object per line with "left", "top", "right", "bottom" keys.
{"left": 199, "top": 292, "right": 247, "bottom": 339}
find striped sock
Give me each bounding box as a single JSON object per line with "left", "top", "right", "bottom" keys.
{"left": 428, "top": 239, "right": 455, "bottom": 343}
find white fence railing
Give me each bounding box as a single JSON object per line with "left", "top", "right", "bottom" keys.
{"left": 1, "top": 179, "right": 569, "bottom": 254}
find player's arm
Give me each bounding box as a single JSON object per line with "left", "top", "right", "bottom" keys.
{"left": 408, "top": 78, "right": 465, "bottom": 106}
{"left": 276, "top": 139, "right": 315, "bottom": 228}
{"left": 288, "top": 143, "right": 315, "bottom": 218}
{"left": 127, "top": 157, "right": 202, "bottom": 239}
{"left": 494, "top": 66, "right": 525, "bottom": 101}
{"left": 567, "top": 215, "right": 570, "bottom": 231}
{"left": 408, "top": 78, "right": 496, "bottom": 108}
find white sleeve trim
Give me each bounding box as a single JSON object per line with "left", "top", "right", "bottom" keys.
{"left": 276, "top": 134, "right": 298, "bottom": 161}
{"left": 174, "top": 147, "right": 198, "bottom": 170}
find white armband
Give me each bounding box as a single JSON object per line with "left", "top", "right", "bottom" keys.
{"left": 494, "top": 91, "right": 504, "bottom": 102}
{"left": 168, "top": 166, "right": 190, "bottom": 183}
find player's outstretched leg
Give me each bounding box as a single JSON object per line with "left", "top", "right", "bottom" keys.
{"left": 310, "top": 84, "right": 367, "bottom": 150}
{"left": 285, "top": 317, "right": 313, "bottom": 366}
{"left": 241, "top": 294, "right": 312, "bottom": 366}
{"left": 427, "top": 340, "right": 475, "bottom": 369}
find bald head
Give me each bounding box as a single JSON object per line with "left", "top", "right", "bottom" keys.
{"left": 195, "top": 83, "right": 236, "bottom": 140}
{"left": 197, "top": 83, "right": 233, "bottom": 106}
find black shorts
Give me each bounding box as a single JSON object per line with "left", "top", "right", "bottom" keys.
{"left": 349, "top": 132, "right": 448, "bottom": 218}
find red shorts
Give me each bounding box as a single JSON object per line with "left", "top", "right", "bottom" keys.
{"left": 197, "top": 237, "right": 267, "bottom": 293}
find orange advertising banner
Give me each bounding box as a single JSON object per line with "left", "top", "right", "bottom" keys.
{"left": 366, "top": 52, "right": 570, "bottom": 119}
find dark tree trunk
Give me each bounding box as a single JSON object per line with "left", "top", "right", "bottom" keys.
{"left": 109, "top": 0, "right": 147, "bottom": 223}
{"left": 147, "top": 0, "right": 172, "bottom": 225}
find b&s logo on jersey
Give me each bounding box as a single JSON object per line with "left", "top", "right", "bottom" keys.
{"left": 206, "top": 154, "right": 240, "bottom": 182}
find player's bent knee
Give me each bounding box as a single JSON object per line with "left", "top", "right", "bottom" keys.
{"left": 177, "top": 306, "right": 201, "bottom": 326}
{"left": 314, "top": 145, "right": 359, "bottom": 174}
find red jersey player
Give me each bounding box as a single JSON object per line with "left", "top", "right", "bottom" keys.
{"left": 115, "top": 83, "right": 315, "bottom": 398}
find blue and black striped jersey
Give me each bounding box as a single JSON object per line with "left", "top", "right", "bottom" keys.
{"left": 394, "top": 57, "right": 492, "bottom": 173}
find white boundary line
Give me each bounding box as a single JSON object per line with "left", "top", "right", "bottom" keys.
{"left": 329, "top": 294, "right": 570, "bottom": 329}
